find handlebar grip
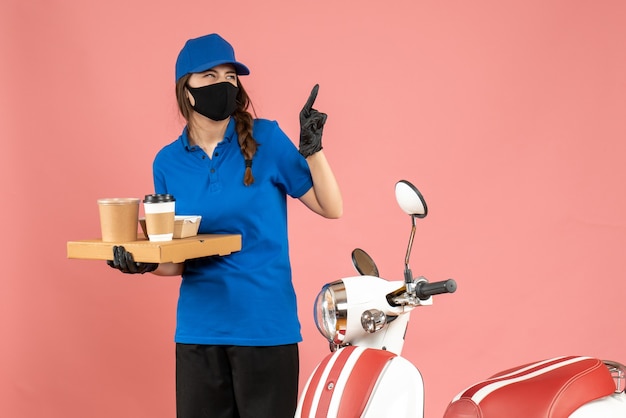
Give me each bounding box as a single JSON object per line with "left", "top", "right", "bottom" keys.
{"left": 415, "top": 279, "right": 457, "bottom": 300}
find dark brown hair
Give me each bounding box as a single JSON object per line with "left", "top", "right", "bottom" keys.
{"left": 175, "top": 75, "right": 259, "bottom": 186}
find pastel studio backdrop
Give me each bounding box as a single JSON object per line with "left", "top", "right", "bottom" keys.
{"left": 2, "top": 0, "right": 625, "bottom": 417}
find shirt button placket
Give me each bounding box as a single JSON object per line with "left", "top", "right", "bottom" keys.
{"left": 208, "top": 155, "right": 219, "bottom": 191}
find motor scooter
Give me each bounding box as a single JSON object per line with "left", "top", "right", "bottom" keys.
{"left": 295, "top": 180, "right": 626, "bottom": 418}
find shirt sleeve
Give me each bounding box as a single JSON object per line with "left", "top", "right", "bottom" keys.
{"left": 153, "top": 151, "right": 167, "bottom": 195}
{"left": 260, "top": 120, "right": 313, "bottom": 199}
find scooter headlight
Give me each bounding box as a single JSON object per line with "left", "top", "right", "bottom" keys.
{"left": 314, "top": 281, "right": 347, "bottom": 344}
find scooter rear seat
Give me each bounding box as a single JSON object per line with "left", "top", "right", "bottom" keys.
{"left": 443, "top": 356, "right": 615, "bottom": 418}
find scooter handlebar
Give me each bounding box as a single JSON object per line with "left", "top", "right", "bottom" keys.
{"left": 415, "top": 279, "right": 457, "bottom": 300}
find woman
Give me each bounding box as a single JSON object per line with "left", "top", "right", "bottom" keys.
{"left": 108, "top": 33, "right": 342, "bottom": 418}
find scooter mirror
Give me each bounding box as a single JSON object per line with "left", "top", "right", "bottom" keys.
{"left": 351, "top": 248, "right": 380, "bottom": 277}
{"left": 395, "top": 180, "right": 428, "bottom": 218}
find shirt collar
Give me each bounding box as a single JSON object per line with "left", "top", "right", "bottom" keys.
{"left": 182, "top": 118, "right": 237, "bottom": 151}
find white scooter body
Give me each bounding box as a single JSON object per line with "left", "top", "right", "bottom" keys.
{"left": 296, "top": 276, "right": 426, "bottom": 418}
{"left": 296, "top": 180, "right": 626, "bottom": 418}
{"left": 295, "top": 346, "right": 425, "bottom": 417}
{"left": 572, "top": 359, "right": 626, "bottom": 416}
{"left": 571, "top": 393, "right": 626, "bottom": 417}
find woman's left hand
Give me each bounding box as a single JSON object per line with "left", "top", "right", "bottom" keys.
{"left": 299, "top": 84, "right": 327, "bottom": 158}
{"left": 107, "top": 245, "right": 158, "bottom": 274}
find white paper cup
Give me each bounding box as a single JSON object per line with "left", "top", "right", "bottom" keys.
{"left": 143, "top": 194, "right": 175, "bottom": 242}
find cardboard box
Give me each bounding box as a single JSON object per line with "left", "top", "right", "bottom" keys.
{"left": 67, "top": 234, "right": 241, "bottom": 263}
{"left": 139, "top": 216, "right": 202, "bottom": 239}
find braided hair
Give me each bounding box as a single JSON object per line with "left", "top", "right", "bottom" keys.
{"left": 176, "top": 75, "right": 259, "bottom": 186}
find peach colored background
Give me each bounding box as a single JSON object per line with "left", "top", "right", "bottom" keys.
{"left": 2, "top": 0, "right": 625, "bottom": 417}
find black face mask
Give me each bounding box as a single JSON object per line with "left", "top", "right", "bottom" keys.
{"left": 187, "top": 82, "right": 239, "bottom": 121}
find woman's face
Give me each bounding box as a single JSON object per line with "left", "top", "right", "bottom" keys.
{"left": 186, "top": 64, "right": 238, "bottom": 108}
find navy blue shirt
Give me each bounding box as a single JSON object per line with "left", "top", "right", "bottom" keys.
{"left": 153, "top": 118, "right": 313, "bottom": 345}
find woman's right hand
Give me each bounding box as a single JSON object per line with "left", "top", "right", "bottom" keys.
{"left": 107, "top": 245, "right": 158, "bottom": 274}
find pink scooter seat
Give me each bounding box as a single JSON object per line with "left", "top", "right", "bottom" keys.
{"left": 444, "top": 356, "right": 616, "bottom": 418}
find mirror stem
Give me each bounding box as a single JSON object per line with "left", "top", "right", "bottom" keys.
{"left": 404, "top": 216, "right": 417, "bottom": 285}
{"left": 404, "top": 267, "right": 414, "bottom": 288}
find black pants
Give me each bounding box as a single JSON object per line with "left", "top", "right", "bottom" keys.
{"left": 176, "top": 344, "right": 299, "bottom": 418}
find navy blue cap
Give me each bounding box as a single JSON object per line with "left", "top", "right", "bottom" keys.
{"left": 175, "top": 33, "right": 250, "bottom": 82}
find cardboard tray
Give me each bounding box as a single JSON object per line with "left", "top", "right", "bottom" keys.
{"left": 67, "top": 234, "right": 241, "bottom": 263}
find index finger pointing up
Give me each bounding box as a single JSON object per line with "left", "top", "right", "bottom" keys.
{"left": 301, "top": 84, "right": 320, "bottom": 117}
